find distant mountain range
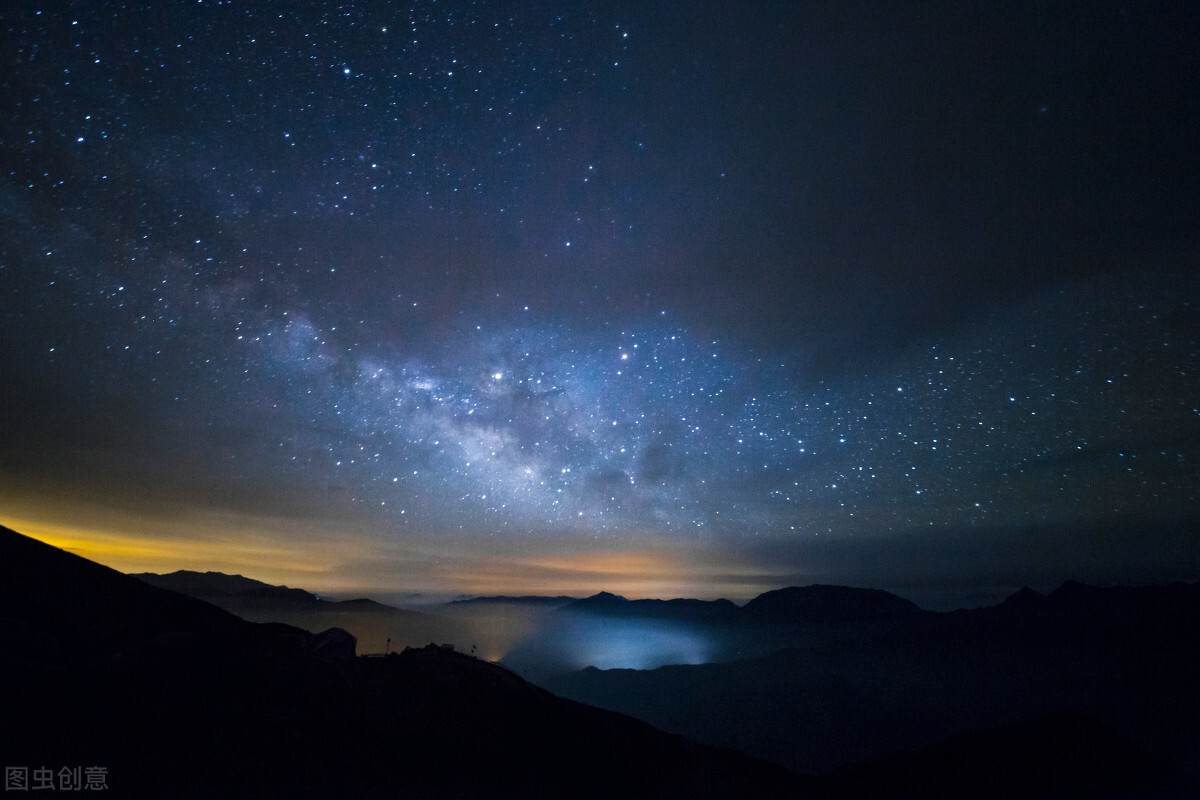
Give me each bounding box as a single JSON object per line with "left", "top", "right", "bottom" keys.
{"left": 133, "top": 565, "right": 1200, "bottom": 789}
{"left": 131, "top": 572, "right": 588, "bottom": 660}
{"left": 740, "top": 584, "right": 922, "bottom": 623}
{"left": 556, "top": 584, "right": 921, "bottom": 623}
{"left": 3, "top": 523, "right": 1192, "bottom": 797}
{"left": 542, "top": 581, "right": 1200, "bottom": 785}
{"left": 0, "top": 524, "right": 803, "bottom": 799}
{"left": 563, "top": 590, "right": 741, "bottom": 621}
{"left": 448, "top": 594, "right": 578, "bottom": 607}
{"left": 133, "top": 569, "right": 452, "bottom": 655}
{"left": 131, "top": 569, "right": 318, "bottom": 602}
{"left": 498, "top": 584, "right": 937, "bottom": 680}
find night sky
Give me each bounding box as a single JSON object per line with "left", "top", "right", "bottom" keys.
{"left": 2, "top": 1, "right": 1198, "bottom": 606}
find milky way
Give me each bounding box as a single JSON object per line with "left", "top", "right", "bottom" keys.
{"left": 2, "top": 1, "right": 1198, "bottom": 600}
{"left": 146, "top": 287, "right": 1197, "bottom": 541}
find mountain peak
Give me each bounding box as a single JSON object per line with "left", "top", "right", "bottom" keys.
{"left": 134, "top": 570, "right": 316, "bottom": 603}
{"left": 999, "top": 586, "right": 1044, "bottom": 607}
{"left": 741, "top": 584, "right": 921, "bottom": 623}
{"left": 586, "top": 591, "right": 629, "bottom": 603}
{"left": 563, "top": 591, "right": 630, "bottom": 611}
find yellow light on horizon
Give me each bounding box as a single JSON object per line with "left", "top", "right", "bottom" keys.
{"left": 0, "top": 510, "right": 340, "bottom": 589}
{"left": 1, "top": 496, "right": 787, "bottom": 602}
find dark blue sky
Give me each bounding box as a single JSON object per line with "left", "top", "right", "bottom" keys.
{"left": 2, "top": 1, "right": 1197, "bottom": 604}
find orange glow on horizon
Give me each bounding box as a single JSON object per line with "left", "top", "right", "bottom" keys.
{"left": 0, "top": 499, "right": 350, "bottom": 590}
{"left": 1, "top": 494, "right": 788, "bottom": 602}
{"left": 425, "top": 545, "right": 761, "bottom": 600}
{"left": 6, "top": 521, "right": 331, "bottom": 581}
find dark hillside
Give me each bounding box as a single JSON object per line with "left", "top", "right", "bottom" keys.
{"left": 0, "top": 525, "right": 808, "bottom": 799}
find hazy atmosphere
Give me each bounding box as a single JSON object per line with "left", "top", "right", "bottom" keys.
{"left": 3, "top": 1, "right": 1197, "bottom": 607}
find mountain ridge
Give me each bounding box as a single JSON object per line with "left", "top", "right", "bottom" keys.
{"left": 0, "top": 524, "right": 811, "bottom": 799}
{"left": 132, "top": 569, "right": 318, "bottom": 602}
{"left": 5, "top": 525, "right": 1192, "bottom": 797}
{"left": 544, "top": 581, "right": 1200, "bottom": 783}
{"left": 133, "top": 568, "right": 449, "bottom": 655}
{"left": 448, "top": 594, "right": 579, "bottom": 607}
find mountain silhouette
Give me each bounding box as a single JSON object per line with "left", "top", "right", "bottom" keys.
{"left": 0, "top": 528, "right": 268, "bottom": 661}
{"left": 739, "top": 584, "right": 923, "bottom": 624}
{"left": 0, "top": 524, "right": 809, "bottom": 799}
{"left": 570, "top": 590, "right": 629, "bottom": 606}
{"left": 545, "top": 581, "right": 1200, "bottom": 794}
{"left": 132, "top": 569, "right": 319, "bottom": 603}
{"left": 564, "top": 591, "right": 741, "bottom": 622}
{"left": 136, "top": 565, "right": 1197, "bottom": 797}
{"left": 134, "top": 568, "right": 457, "bottom": 655}
{"left": 13, "top": 522, "right": 1191, "bottom": 797}
{"left": 448, "top": 594, "right": 578, "bottom": 607}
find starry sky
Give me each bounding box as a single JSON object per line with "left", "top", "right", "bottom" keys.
{"left": 2, "top": 1, "right": 1198, "bottom": 607}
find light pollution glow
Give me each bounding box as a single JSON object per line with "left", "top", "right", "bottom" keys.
{"left": 0, "top": 489, "right": 784, "bottom": 601}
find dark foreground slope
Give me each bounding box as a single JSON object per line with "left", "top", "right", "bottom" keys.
{"left": 824, "top": 711, "right": 1188, "bottom": 800}
{"left": 0, "top": 525, "right": 806, "bottom": 800}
